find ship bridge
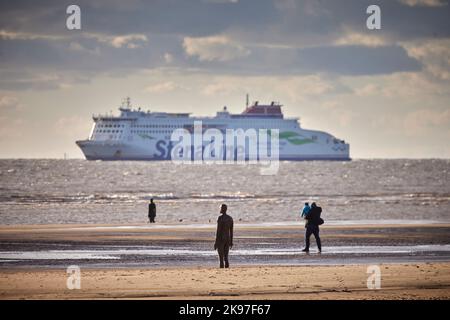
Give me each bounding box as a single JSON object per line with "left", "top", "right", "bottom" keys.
{"left": 237, "top": 101, "right": 283, "bottom": 119}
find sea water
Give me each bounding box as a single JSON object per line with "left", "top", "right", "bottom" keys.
{"left": 0, "top": 159, "right": 449, "bottom": 225}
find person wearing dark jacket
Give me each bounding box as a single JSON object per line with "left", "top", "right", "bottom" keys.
{"left": 148, "top": 198, "right": 156, "bottom": 223}
{"left": 302, "top": 202, "right": 322, "bottom": 253}
{"left": 214, "top": 204, "right": 234, "bottom": 268}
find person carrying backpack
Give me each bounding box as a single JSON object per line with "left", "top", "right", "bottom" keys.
{"left": 302, "top": 202, "right": 323, "bottom": 253}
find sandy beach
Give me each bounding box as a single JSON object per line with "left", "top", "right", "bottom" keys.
{"left": 0, "top": 222, "right": 449, "bottom": 299}
{"left": 1, "top": 263, "right": 449, "bottom": 299}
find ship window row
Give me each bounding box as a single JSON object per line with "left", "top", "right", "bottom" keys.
{"left": 131, "top": 130, "right": 174, "bottom": 134}
{"left": 98, "top": 124, "right": 125, "bottom": 128}
{"left": 96, "top": 130, "right": 123, "bottom": 133}
{"left": 131, "top": 124, "right": 181, "bottom": 128}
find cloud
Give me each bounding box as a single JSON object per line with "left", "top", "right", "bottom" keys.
{"left": 143, "top": 81, "right": 180, "bottom": 93}
{"left": 354, "top": 83, "right": 382, "bottom": 96}
{"left": 334, "top": 32, "right": 387, "bottom": 48}
{"left": 295, "top": 45, "right": 421, "bottom": 76}
{"left": 202, "top": 83, "right": 231, "bottom": 96}
{"left": 180, "top": 40, "right": 422, "bottom": 76}
{"left": 110, "top": 34, "right": 147, "bottom": 49}
{"left": 272, "top": 75, "right": 339, "bottom": 99}
{"left": 69, "top": 42, "right": 101, "bottom": 56}
{"left": 401, "top": 38, "right": 450, "bottom": 80}
{"left": 85, "top": 33, "right": 148, "bottom": 48}
{"left": 349, "top": 72, "right": 449, "bottom": 100}
{"left": 0, "top": 29, "right": 64, "bottom": 41}
{"left": 0, "top": 29, "right": 148, "bottom": 49}
{"left": 197, "top": 74, "right": 348, "bottom": 103}
{"left": 0, "top": 71, "right": 80, "bottom": 91}
{"left": 183, "top": 35, "right": 250, "bottom": 61}
{"left": 0, "top": 94, "right": 20, "bottom": 110}
{"left": 0, "top": 0, "right": 443, "bottom": 83}
{"left": 398, "top": 0, "right": 448, "bottom": 7}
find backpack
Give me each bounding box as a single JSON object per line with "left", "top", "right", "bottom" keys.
{"left": 317, "top": 207, "right": 324, "bottom": 225}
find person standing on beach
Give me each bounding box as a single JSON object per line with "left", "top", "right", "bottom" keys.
{"left": 148, "top": 198, "right": 156, "bottom": 223}
{"left": 302, "top": 202, "right": 322, "bottom": 253}
{"left": 214, "top": 204, "right": 234, "bottom": 268}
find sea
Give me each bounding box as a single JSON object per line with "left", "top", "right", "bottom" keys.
{"left": 0, "top": 159, "right": 449, "bottom": 225}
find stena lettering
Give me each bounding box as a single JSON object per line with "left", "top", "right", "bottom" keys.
{"left": 170, "top": 121, "right": 279, "bottom": 175}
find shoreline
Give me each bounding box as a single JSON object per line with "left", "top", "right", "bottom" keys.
{"left": 1, "top": 222, "right": 449, "bottom": 299}
{"left": 1, "top": 221, "right": 450, "bottom": 236}
{"left": 1, "top": 222, "right": 449, "bottom": 269}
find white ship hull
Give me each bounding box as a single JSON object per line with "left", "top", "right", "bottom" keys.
{"left": 76, "top": 138, "right": 349, "bottom": 161}
{"left": 76, "top": 99, "right": 350, "bottom": 161}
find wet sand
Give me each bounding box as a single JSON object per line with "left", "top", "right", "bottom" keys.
{"left": 1, "top": 222, "right": 449, "bottom": 244}
{"left": 0, "top": 223, "right": 449, "bottom": 299}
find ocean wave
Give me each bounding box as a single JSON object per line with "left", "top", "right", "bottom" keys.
{"left": 0, "top": 192, "right": 449, "bottom": 204}
{"left": 190, "top": 193, "right": 256, "bottom": 200}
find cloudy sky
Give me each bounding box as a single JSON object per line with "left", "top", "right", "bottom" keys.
{"left": 0, "top": 0, "right": 449, "bottom": 158}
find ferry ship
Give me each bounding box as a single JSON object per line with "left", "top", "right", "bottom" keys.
{"left": 76, "top": 97, "right": 350, "bottom": 161}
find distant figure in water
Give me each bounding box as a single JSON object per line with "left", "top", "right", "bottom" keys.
{"left": 302, "top": 202, "right": 322, "bottom": 253}
{"left": 148, "top": 198, "right": 156, "bottom": 223}
{"left": 301, "top": 202, "right": 311, "bottom": 218}
{"left": 214, "top": 204, "right": 234, "bottom": 268}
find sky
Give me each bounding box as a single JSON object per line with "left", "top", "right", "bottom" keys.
{"left": 0, "top": 0, "right": 449, "bottom": 159}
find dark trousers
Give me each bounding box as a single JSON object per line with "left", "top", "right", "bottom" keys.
{"left": 217, "top": 243, "right": 230, "bottom": 268}
{"left": 149, "top": 215, "right": 155, "bottom": 223}
{"left": 305, "top": 225, "right": 321, "bottom": 251}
